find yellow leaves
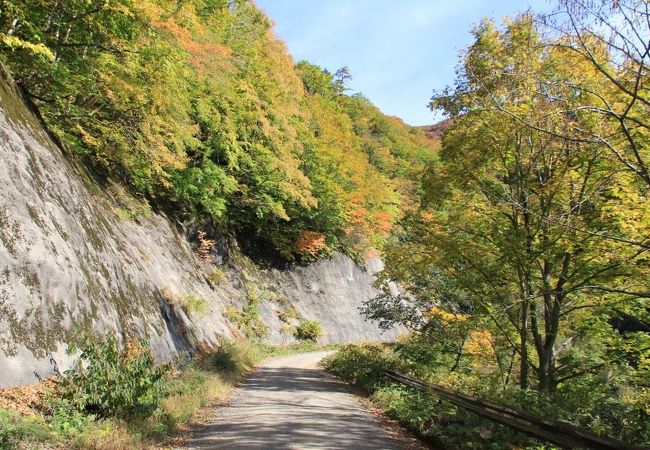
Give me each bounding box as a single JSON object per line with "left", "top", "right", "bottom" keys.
{"left": 621, "top": 386, "right": 650, "bottom": 415}
{"left": 1, "top": 35, "right": 54, "bottom": 60}
{"left": 601, "top": 171, "right": 650, "bottom": 238}
{"left": 464, "top": 330, "right": 494, "bottom": 357}
{"left": 304, "top": 93, "right": 405, "bottom": 252}
{"left": 106, "top": 2, "right": 134, "bottom": 18}
{"left": 425, "top": 306, "right": 467, "bottom": 323}
{"left": 267, "top": 201, "right": 290, "bottom": 222}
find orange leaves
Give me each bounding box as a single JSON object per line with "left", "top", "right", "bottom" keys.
{"left": 196, "top": 230, "right": 215, "bottom": 262}
{"left": 157, "top": 17, "right": 231, "bottom": 73}
{"left": 375, "top": 211, "right": 393, "bottom": 236}
{"left": 346, "top": 206, "right": 369, "bottom": 226}
{"left": 137, "top": 0, "right": 231, "bottom": 75}
{"left": 295, "top": 230, "right": 327, "bottom": 257}
{"left": 464, "top": 330, "right": 494, "bottom": 357}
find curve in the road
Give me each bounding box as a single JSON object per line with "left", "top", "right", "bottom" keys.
{"left": 183, "top": 350, "right": 422, "bottom": 450}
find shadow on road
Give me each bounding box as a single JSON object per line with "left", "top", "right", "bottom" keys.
{"left": 184, "top": 354, "right": 413, "bottom": 450}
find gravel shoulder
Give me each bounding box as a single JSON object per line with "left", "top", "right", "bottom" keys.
{"left": 182, "top": 351, "right": 425, "bottom": 450}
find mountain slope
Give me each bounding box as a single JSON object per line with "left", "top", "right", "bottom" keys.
{"left": 0, "top": 67, "right": 402, "bottom": 387}
{"left": 0, "top": 0, "right": 437, "bottom": 261}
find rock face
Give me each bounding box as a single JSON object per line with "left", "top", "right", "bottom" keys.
{"left": 0, "top": 68, "right": 235, "bottom": 387}
{"left": 260, "top": 255, "right": 395, "bottom": 345}
{"left": 0, "top": 67, "right": 402, "bottom": 388}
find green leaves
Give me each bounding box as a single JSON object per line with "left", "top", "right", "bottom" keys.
{"left": 293, "top": 320, "right": 324, "bottom": 342}
{"left": 1, "top": 0, "right": 434, "bottom": 261}
{"left": 375, "top": 12, "right": 649, "bottom": 401}
{"left": 171, "top": 161, "right": 237, "bottom": 218}
{"left": 61, "top": 333, "right": 166, "bottom": 420}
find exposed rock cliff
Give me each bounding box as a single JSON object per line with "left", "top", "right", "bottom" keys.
{"left": 0, "top": 68, "right": 401, "bottom": 388}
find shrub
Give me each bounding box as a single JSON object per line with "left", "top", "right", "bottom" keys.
{"left": 277, "top": 305, "right": 300, "bottom": 323}
{"left": 60, "top": 333, "right": 166, "bottom": 420}
{"left": 207, "top": 268, "right": 226, "bottom": 287}
{"left": 47, "top": 398, "right": 97, "bottom": 438}
{"left": 161, "top": 288, "right": 209, "bottom": 317}
{"left": 179, "top": 295, "right": 209, "bottom": 317}
{"left": 225, "top": 286, "right": 269, "bottom": 339}
{"left": 372, "top": 385, "right": 442, "bottom": 437}
{"left": 323, "top": 343, "right": 405, "bottom": 391}
{"left": 294, "top": 320, "right": 324, "bottom": 342}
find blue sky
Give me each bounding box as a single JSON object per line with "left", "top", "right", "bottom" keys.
{"left": 255, "top": 0, "right": 552, "bottom": 125}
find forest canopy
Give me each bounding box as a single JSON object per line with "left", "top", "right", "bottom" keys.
{"left": 1, "top": 0, "right": 648, "bottom": 446}
{"left": 0, "top": 0, "right": 437, "bottom": 261}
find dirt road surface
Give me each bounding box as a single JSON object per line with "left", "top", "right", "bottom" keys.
{"left": 183, "top": 351, "right": 424, "bottom": 449}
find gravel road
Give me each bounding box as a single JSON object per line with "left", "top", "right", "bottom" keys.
{"left": 183, "top": 351, "right": 423, "bottom": 449}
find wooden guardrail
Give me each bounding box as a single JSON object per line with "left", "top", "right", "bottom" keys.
{"left": 384, "top": 370, "right": 647, "bottom": 450}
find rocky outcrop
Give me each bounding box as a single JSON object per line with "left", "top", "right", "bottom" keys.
{"left": 0, "top": 67, "right": 402, "bottom": 388}
{"left": 260, "top": 255, "right": 396, "bottom": 345}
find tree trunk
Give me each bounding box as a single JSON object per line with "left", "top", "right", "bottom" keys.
{"left": 519, "top": 302, "right": 529, "bottom": 389}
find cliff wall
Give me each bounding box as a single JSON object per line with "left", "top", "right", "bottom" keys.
{"left": 0, "top": 69, "right": 401, "bottom": 388}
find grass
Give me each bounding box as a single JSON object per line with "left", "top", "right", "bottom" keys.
{"left": 1, "top": 339, "right": 339, "bottom": 449}
{"left": 0, "top": 408, "right": 52, "bottom": 449}
{"left": 178, "top": 295, "right": 209, "bottom": 317}
{"left": 160, "top": 289, "right": 209, "bottom": 318}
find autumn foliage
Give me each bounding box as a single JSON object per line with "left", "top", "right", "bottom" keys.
{"left": 0, "top": 0, "right": 436, "bottom": 261}
{"left": 295, "top": 231, "right": 327, "bottom": 258}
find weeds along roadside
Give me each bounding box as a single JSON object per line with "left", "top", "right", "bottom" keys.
{"left": 322, "top": 341, "right": 650, "bottom": 450}
{"left": 0, "top": 336, "right": 337, "bottom": 450}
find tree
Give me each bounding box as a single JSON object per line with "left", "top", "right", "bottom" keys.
{"left": 544, "top": 0, "right": 650, "bottom": 188}
{"left": 0, "top": 0, "right": 434, "bottom": 262}
{"left": 372, "top": 15, "right": 649, "bottom": 394}
{"left": 333, "top": 65, "right": 351, "bottom": 94}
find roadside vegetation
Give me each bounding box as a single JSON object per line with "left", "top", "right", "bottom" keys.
{"left": 0, "top": 334, "right": 336, "bottom": 450}
{"left": 294, "top": 319, "right": 324, "bottom": 342}
{"left": 0, "top": 0, "right": 647, "bottom": 449}
{"left": 324, "top": 338, "right": 649, "bottom": 449}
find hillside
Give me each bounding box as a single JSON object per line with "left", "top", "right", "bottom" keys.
{"left": 1, "top": 1, "right": 648, "bottom": 449}
{"left": 418, "top": 119, "right": 452, "bottom": 141}
{"left": 0, "top": 0, "right": 437, "bottom": 262}
{"left": 0, "top": 0, "right": 431, "bottom": 388}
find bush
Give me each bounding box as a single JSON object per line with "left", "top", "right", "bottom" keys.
{"left": 323, "top": 344, "right": 405, "bottom": 391}
{"left": 179, "top": 295, "right": 209, "bottom": 317}
{"left": 207, "top": 268, "right": 226, "bottom": 287}
{"left": 47, "top": 398, "right": 96, "bottom": 438}
{"left": 294, "top": 320, "right": 324, "bottom": 342}
{"left": 372, "top": 385, "right": 443, "bottom": 438}
{"left": 161, "top": 288, "right": 209, "bottom": 317}
{"left": 60, "top": 333, "right": 166, "bottom": 420}
{"left": 225, "top": 286, "right": 269, "bottom": 339}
